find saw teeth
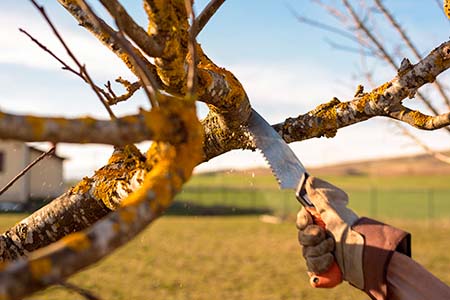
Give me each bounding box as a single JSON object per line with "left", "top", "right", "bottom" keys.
{"left": 260, "top": 150, "right": 283, "bottom": 186}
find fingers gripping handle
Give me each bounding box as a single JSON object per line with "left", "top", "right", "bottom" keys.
{"left": 305, "top": 206, "right": 343, "bottom": 288}
{"left": 296, "top": 175, "right": 343, "bottom": 288}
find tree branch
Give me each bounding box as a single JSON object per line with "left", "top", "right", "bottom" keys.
{"left": 194, "top": 0, "right": 226, "bottom": 36}
{"left": 99, "top": 0, "right": 163, "bottom": 57}
{"left": 271, "top": 41, "right": 450, "bottom": 143}
{"left": 0, "top": 110, "right": 185, "bottom": 145}
{"left": 374, "top": 0, "right": 450, "bottom": 109}
{"left": 56, "top": 0, "right": 164, "bottom": 89}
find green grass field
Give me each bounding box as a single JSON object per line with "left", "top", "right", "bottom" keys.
{"left": 176, "top": 173, "right": 450, "bottom": 220}
{"left": 0, "top": 173, "right": 448, "bottom": 299}
{"left": 0, "top": 215, "right": 447, "bottom": 300}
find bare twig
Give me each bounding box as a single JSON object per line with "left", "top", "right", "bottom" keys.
{"left": 325, "top": 38, "right": 376, "bottom": 56}
{"left": 28, "top": 0, "right": 116, "bottom": 119}
{"left": 0, "top": 146, "right": 56, "bottom": 197}
{"left": 82, "top": 0, "right": 159, "bottom": 106}
{"left": 107, "top": 78, "right": 142, "bottom": 105}
{"left": 340, "top": 0, "right": 448, "bottom": 131}
{"left": 289, "top": 6, "right": 371, "bottom": 49}
{"left": 194, "top": 0, "right": 225, "bottom": 36}
{"left": 20, "top": 28, "right": 129, "bottom": 107}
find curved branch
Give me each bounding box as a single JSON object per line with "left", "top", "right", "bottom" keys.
{"left": 389, "top": 107, "right": 450, "bottom": 130}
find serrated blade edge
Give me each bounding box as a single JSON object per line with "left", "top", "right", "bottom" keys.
{"left": 247, "top": 109, "right": 307, "bottom": 190}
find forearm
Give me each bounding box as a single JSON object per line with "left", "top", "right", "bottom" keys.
{"left": 387, "top": 252, "right": 450, "bottom": 300}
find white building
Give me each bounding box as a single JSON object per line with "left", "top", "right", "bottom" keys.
{"left": 0, "top": 140, "right": 64, "bottom": 204}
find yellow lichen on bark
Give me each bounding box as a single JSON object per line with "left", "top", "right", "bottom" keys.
{"left": 445, "top": 0, "right": 450, "bottom": 19}
{"left": 355, "top": 82, "right": 392, "bottom": 112}
{"left": 29, "top": 258, "right": 52, "bottom": 280}
{"left": 92, "top": 145, "right": 149, "bottom": 210}
{"left": 120, "top": 95, "right": 203, "bottom": 214}
{"left": 310, "top": 97, "right": 341, "bottom": 138}
{"left": 63, "top": 232, "right": 91, "bottom": 252}
{"left": 197, "top": 46, "right": 246, "bottom": 111}
{"left": 404, "top": 110, "right": 431, "bottom": 128}
{"left": 144, "top": 0, "right": 189, "bottom": 92}
{"left": 71, "top": 177, "right": 93, "bottom": 195}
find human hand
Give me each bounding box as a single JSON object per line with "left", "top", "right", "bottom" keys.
{"left": 296, "top": 176, "right": 365, "bottom": 289}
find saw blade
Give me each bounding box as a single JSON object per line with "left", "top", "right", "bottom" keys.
{"left": 247, "top": 109, "right": 307, "bottom": 191}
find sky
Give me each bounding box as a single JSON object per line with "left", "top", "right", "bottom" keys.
{"left": 0, "top": 1, "right": 449, "bottom": 180}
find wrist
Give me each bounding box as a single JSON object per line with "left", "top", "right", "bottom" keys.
{"left": 351, "top": 217, "right": 411, "bottom": 300}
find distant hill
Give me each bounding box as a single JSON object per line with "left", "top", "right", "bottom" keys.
{"left": 220, "top": 151, "right": 450, "bottom": 177}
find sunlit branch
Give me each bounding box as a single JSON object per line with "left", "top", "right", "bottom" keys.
{"left": 56, "top": 0, "right": 163, "bottom": 89}
{"left": 374, "top": 0, "right": 450, "bottom": 109}
{"left": 99, "top": 0, "right": 163, "bottom": 57}
{"left": 194, "top": 0, "right": 225, "bottom": 36}
{"left": 0, "top": 111, "right": 185, "bottom": 145}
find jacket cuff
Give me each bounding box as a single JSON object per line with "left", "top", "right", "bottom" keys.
{"left": 351, "top": 217, "right": 411, "bottom": 300}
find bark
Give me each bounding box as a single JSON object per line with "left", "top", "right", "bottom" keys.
{"left": 0, "top": 109, "right": 185, "bottom": 145}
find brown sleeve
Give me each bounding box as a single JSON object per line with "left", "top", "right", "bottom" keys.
{"left": 387, "top": 252, "right": 450, "bottom": 300}
{"left": 351, "top": 217, "right": 411, "bottom": 300}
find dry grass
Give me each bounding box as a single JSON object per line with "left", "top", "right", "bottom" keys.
{"left": 0, "top": 215, "right": 448, "bottom": 300}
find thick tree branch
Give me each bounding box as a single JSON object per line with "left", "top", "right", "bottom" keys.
{"left": 0, "top": 110, "right": 185, "bottom": 145}
{"left": 143, "top": 0, "right": 189, "bottom": 93}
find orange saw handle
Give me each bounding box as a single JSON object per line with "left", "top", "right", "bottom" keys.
{"left": 296, "top": 174, "right": 343, "bottom": 288}
{"left": 305, "top": 207, "right": 343, "bottom": 288}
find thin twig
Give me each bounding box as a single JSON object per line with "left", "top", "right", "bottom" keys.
{"left": 340, "top": 0, "right": 449, "bottom": 132}
{"left": 194, "top": 0, "right": 225, "bottom": 37}
{"left": 28, "top": 0, "right": 116, "bottom": 119}
{"left": 325, "top": 38, "right": 376, "bottom": 56}
{"left": 288, "top": 5, "right": 371, "bottom": 49}
{"left": 81, "top": 0, "right": 159, "bottom": 106}
{"left": 0, "top": 146, "right": 56, "bottom": 197}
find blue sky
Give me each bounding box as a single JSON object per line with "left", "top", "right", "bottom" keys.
{"left": 0, "top": 1, "right": 449, "bottom": 179}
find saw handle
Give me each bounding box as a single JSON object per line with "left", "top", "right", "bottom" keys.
{"left": 305, "top": 206, "right": 343, "bottom": 288}
{"left": 296, "top": 173, "right": 343, "bottom": 288}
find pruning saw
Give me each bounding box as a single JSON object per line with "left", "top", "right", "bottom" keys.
{"left": 247, "top": 109, "right": 342, "bottom": 288}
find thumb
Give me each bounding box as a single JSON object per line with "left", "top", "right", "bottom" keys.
{"left": 304, "top": 176, "right": 349, "bottom": 211}
{"left": 304, "top": 176, "right": 358, "bottom": 229}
